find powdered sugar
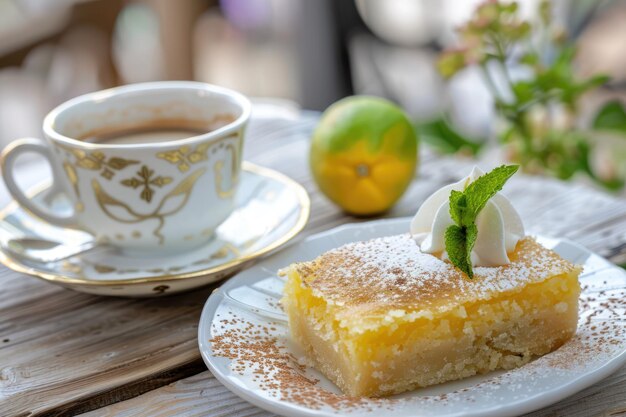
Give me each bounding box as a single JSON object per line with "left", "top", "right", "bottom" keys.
{"left": 203, "top": 234, "right": 626, "bottom": 416}
{"left": 292, "top": 234, "right": 577, "bottom": 316}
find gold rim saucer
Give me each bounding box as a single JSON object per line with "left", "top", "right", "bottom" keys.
{"left": 0, "top": 162, "right": 310, "bottom": 290}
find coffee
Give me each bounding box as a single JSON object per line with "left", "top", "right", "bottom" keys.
{"left": 78, "top": 115, "right": 236, "bottom": 145}
{"left": 82, "top": 126, "right": 206, "bottom": 145}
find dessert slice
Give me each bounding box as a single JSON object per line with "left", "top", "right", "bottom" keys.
{"left": 282, "top": 235, "right": 580, "bottom": 397}
{"left": 281, "top": 166, "right": 581, "bottom": 397}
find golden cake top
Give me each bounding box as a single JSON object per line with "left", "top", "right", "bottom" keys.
{"left": 291, "top": 234, "right": 578, "bottom": 319}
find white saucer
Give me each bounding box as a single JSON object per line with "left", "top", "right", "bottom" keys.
{"left": 0, "top": 162, "right": 309, "bottom": 296}
{"left": 198, "top": 218, "right": 626, "bottom": 417}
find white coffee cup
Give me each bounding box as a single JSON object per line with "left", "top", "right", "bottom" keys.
{"left": 0, "top": 81, "right": 251, "bottom": 253}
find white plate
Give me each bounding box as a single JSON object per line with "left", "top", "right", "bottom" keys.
{"left": 0, "top": 162, "right": 309, "bottom": 296}
{"left": 198, "top": 218, "right": 626, "bottom": 417}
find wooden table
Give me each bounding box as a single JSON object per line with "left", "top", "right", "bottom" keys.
{"left": 1, "top": 110, "right": 626, "bottom": 417}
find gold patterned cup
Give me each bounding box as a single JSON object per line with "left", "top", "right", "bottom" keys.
{"left": 0, "top": 81, "right": 250, "bottom": 254}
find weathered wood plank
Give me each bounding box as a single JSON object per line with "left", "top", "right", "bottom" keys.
{"left": 0, "top": 282, "right": 214, "bottom": 416}
{"left": 2, "top": 112, "right": 626, "bottom": 417}
{"left": 80, "top": 364, "right": 626, "bottom": 417}
{"left": 80, "top": 372, "right": 273, "bottom": 417}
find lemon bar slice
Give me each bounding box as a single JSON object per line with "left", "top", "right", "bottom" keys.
{"left": 281, "top": 234, "right": 581, "bottom": 397}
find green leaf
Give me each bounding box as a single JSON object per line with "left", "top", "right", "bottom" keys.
{"left": 445, "top": 224, "right": 475, "bottom": 278}
{"left": 554, "top": 46, "right": 577, "bottom": 73}
{"left": 502, "top": 21, "right": 531, "bottom": 40}
{"left": 466, "top": 223, "right": 478, "bottom": 268}
{"left": 564, "top": 74, "right": 610, "bottom": 104}
{"left": 519, "top": 52, "right": 539, "bottom": 67}
{"left": 500, "top": 126, "right": 516, "bottom": 143}
{"left": 597, "top": 178, "right": 625, "bottom": 191}
{"left": 593, "top": 101, "right": 626, "bottom": 134}
{"left": 445, "top": 165, "right": 519, "bottom": 278}
{"left": 449, "top": 190, "right": 465, "bottom": 225}
{"left": 415, "top": 117, "right": 484, "bottom": 155}
{"left": 511, "top": 81, "right": 535, "bottom": 105}
{"left": 464, "top": 165, "right": 519, "bottom": 222}
{"left": 500, "top": 2, "right": 518, "bottom": 14}
{"left": 437, "top": 50, "right": 467, "bottom": 79}
{"left": 578, "top": 74, "right": 610, "bottom": 92}
{"left": 534, "top": 46, "right": 580, "bottom": 103}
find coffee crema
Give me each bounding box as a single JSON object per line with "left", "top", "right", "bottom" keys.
{"left": 77, "top": 115, "right": 236, "bottom": 145}
{"left": 81, "top": 127, "right": 207, "bottom": 145}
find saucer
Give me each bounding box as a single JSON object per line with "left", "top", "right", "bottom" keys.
{"left": 199, "top": 218, "right": 626, "bottom": 417}
{"left": 0, "top": 162, "right": 310, "bottom": 296}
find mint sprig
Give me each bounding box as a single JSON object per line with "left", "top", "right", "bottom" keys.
{"left": 445, "top": 165, "right": 519, "bottom": 278}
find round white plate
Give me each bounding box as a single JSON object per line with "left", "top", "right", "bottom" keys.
{"left": 0, "top": 162, "right": 309, "bottom": 296}
{"left": 199, "top": 218, "right": 626, "bottom": 417}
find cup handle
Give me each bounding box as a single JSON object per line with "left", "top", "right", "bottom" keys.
{"left": 1, "top": 138, "right": 79, "bottom": 228}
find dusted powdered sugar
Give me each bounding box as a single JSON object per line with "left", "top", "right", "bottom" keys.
{"left": 292, "top": 234, "right": 578, "bottom": 316}
{"left": 210, "top": 266, "right": 625, "bottom": 413}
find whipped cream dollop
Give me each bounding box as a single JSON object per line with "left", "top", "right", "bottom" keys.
{"left": 410, "top": 167, "right": 525, "bottom": 267}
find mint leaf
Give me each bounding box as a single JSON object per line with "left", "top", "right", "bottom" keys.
{"left": 445, "top": 225, "right": 472, "bottom": 278}
{"left": 445, "top": 224, "right": 478, "bottom": 278}
{"left": 448, "top": 190, "right": 465, "bottom": 225}
{"left": 445, "top": 165, "right": 519, "bottom": 278}
{"left": 466, "top": 223, "right": 478, "bottom": 260}
{"left": 464, "top": 165, "right": 519, "bottom": 222}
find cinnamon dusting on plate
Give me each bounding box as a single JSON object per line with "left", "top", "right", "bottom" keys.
{"left": 208, "top": 260, "right": 626, "bottom": 412}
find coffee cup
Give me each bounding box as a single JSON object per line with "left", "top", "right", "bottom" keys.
{"left": 0, "top": 81, "right": 251, "bottom": 253}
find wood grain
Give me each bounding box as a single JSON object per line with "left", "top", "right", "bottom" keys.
{"left": 80, "top": 366, "right": 626, "bottom": 417}
{"left": 0, "top": 276, "right": 213, "bottom": 416}
{"left": 80, "top": 372, "right": 272, "bottom": 417}
{"left": 2, "top": 111, "right": 626, "bottom": 417}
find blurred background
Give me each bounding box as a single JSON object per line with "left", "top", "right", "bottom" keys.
{"left": 0, "top": 0, "right": 625, "bottom": 191}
